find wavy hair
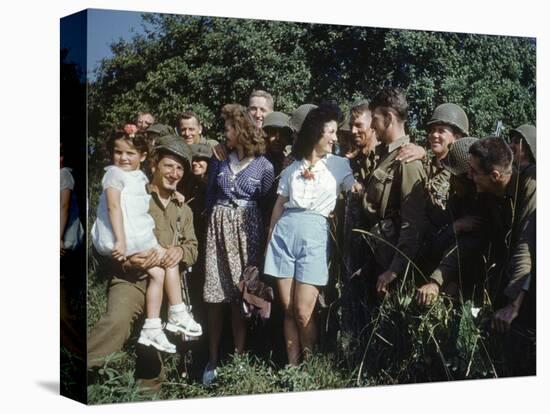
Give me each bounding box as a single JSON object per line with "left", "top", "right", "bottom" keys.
{"left": 221, "top": 104, "right": 266, "bottom": 157}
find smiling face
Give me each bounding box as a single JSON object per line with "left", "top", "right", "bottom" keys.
{"left": 179, "top": 117, "right": 202, "bottom": 145}
{"left": 152, "top": 154, "right": 184, "bottom": 192}
{"left": 112, "top": 138, "right": 146, "bottom": 172}
{"left": 313, "top": 120, "right": 338, "bottom": 157}
{"left": 192, "top": 158, "right": 208, "bottom": 177}
{"left": 136, "top": 113, "right": 154, "bottom": 131}
{"left": 264, "top": 127, "right": 291, "bottom": 154}
{"left": 428, "top": 124, "right": 458, "bottom": 159}
{"left": 351, "top": 110, "right": 376, "bottom": 148}
{"left": 248, "top": 96, "right": 272, "bottom": 128}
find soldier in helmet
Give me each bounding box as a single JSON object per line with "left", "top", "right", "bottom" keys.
{"left": 509, "top": 124, "right": 536, "bottom": 172}
{"left": 415, "top": 103, "right": 483, "bottom": 273}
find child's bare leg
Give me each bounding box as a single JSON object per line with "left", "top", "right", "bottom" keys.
{"left": 164, "top": 266, "right": 183, "bottom": 306}
{"left": 145, "top": 266, "right": 165, "bottom": 319}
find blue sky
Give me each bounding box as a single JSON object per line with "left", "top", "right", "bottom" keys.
{"left": 61, "top": 8, "right": 147, "bottom": 81}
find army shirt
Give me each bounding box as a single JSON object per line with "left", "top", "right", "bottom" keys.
{"left": 425, "top": 156, "right": 452, "bottom": 229}
{"left": 148, "top": 188, "right": 198, "bottom": 268}
{"left": 430, "top": 167, "right": 536, "bottom": 301}
{"left": 362, "top": 136, "right": 427, "bottom": 277}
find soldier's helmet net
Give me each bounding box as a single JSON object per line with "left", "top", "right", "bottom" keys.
{"left": 427, "top": 103, "right": 469, "bottom": 136}
{"left": 442, "top": 137, "right": 479, "bottom": 176}
{"left": 510, "top": 124, "right": 536, "bottom": 161}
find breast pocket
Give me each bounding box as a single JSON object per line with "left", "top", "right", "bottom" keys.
{"left": 364, "top": 168, "right": 393, "bottom": 213}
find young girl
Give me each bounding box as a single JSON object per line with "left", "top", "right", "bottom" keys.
{"left": 92, "top": 130, "right": 202, "bottom": 353}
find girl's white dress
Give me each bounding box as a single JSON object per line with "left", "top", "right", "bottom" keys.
{"left": 92, "top": 166, "right": 158, "bottom": 257}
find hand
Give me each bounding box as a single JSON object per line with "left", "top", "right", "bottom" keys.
{"left": 160, "top": 245, "right": 184, "bottom": 269}
{"left": 126, "top": 248, "right": 161, "bottom": 271}
{"left": 345, "top": 148, "right": 360, "bottom": 159}
{"left": 351, "top": 182, "right": 364, "bottom": 194}
{"left": 212, "top": 143, "right": 228, "bottom": 161}
{"left": 112, "top": 240, "right": 127, "bottom": 262}
{"left": 376, "top": 270, "right": 397, "bottom": 297}
{"left": 453, "top": 216, "right": 483, "bottom": 234}
{"left": 492, "top": 292, "right": 525, "bottom": 333}
{"left": 60, "top": 240, "right": 67, "bottom": 257}
{"left": 416, "top": 282, "right": 440, "bottom": 306}
{"left": 174, "top": 191, "right": 186, "bottom": 204}
{"left": 396, "top": 143, "right": 426, "bottom": 163}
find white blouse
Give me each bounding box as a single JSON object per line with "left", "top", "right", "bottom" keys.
{"left": 92, "top": 166, "right": 158, "bottom": 257}
{"left": 277, "top": 154, "right": 355, "bottom": 217}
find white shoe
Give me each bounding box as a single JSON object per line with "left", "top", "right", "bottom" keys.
{"left": 202, "top": 363, "right": 217, "bottom": 385}
{"left": 166, "top": 306, "right": 203, "bottom": 337}
{"left": 138, "top": 319, "right": 176, "bottom": 353}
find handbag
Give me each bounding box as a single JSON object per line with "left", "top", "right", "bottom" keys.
{"left": 238, "top": 265, "right": 274, "bottom": 321}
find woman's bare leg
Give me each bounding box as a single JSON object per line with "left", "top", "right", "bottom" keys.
{"left": 277, "top": 278, "right": 301, "bottom": 365}
{"left": 293, "top": 281, "right": 319, "bottom": 359}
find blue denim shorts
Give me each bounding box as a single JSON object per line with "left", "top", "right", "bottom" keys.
{"left": 264, "top": 209, "right": 330, "bottom": 286}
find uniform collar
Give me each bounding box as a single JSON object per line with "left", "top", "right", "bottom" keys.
{"left": 148, "top": 184, "right": 183, "bottom": 207}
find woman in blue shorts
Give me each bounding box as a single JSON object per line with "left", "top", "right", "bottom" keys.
{"left": 264, "top": 103, "right": 358, "bottom": 365}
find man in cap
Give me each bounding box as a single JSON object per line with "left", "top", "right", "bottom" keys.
{"left": 88, "top": 136, "right": 198, "bottom": 391}
{"left": 176, "top": 111, "right": 219, "bottom": 148}
{"left": 362, "top": 88, "right": 428, "bottom": 297}
{"left": 247, "top": 89, "right": 274, "bottom": 128}
{"left": 145, "top": 123, "right": 176, "bottom": 150}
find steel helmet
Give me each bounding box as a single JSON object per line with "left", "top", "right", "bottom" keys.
{"left": 427, "top": 103, "right": 469, "bottom": 136}
{"left": 510, "top": 124, "right": 536, "bottom": 161}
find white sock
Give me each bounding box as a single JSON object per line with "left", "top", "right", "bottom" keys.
{"left": 142, "top": 318, "right": 162, "bottom": 329}
{"left": 169, "top": 303, "right": 187, "bottom": 313}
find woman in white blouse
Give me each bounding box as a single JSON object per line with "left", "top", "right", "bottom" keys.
{"left": 264, "top": 103, "right": 359, "bottom": 365}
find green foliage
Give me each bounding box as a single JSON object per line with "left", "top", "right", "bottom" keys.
{"left": 88, "top": 14, "right": 535, "bottom": 147}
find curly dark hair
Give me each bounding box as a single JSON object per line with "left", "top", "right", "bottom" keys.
{"left": 221, "top": 103, "right": 266, "bottom": 157}
{"left": 293, "top": 102, "right": 342, "bottom": 160}
{"left": 106, "top": 129, "right": 149, "bottom": 158}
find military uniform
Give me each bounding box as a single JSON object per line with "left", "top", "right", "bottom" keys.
{"left": 430, "top": 167, "right": 536, "bottom": 304}
{"left": 350, "top": 148, "right": 379, "bottom": 186}
{"left": 87, "top": 189, "right": 198, "bottom": 371}
{"left": 362, "top": 136, "right": 427, "bottom": 278}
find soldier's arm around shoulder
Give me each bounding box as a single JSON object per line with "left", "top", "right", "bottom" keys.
{"left": 177, "top": 204, "right": 198, "bottom": 267}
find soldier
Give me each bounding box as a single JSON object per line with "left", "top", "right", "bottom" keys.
{"left": 347, "top": 100, "right": 378, "bottom": 184}
{"left": 362, "top": 88, "right": 427, "bottom": 296}
{"left": 247, "top": 89, "right": 274, "bottom": 128}
{"left": 176, "top": 111, "right": 219, "bottom": 148}
{"left": 87, "top": 137, "right": 198, "bottom": 391}
{"left": 509, "top": 124, "right": 536, "bottom": 171}
{"left": 416, "top": 103, "right": 478, "bottom": 272}
{"left": 136, "top": 111, "right": 155, "bottom": 132}
{"left": 416, "top": 137, "right": 489, "bottom": 305}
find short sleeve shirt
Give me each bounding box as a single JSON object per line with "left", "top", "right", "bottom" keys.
{"left": 278, "top": 154, "right": 355, "bottom": 217}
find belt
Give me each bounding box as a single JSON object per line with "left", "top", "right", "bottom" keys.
{"left": 217, "top": 199, "right": 258, "bottom": 208}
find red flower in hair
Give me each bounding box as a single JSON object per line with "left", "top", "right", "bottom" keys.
{"left": 123, "top": 123, "right": 138, "bottom": 137}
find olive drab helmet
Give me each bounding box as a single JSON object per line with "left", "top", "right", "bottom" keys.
{"left": 426, "top": 103, "right": 469, "bottom": 136}
{"left": 510, "top": 124, "right": 536, "bottom": 161}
